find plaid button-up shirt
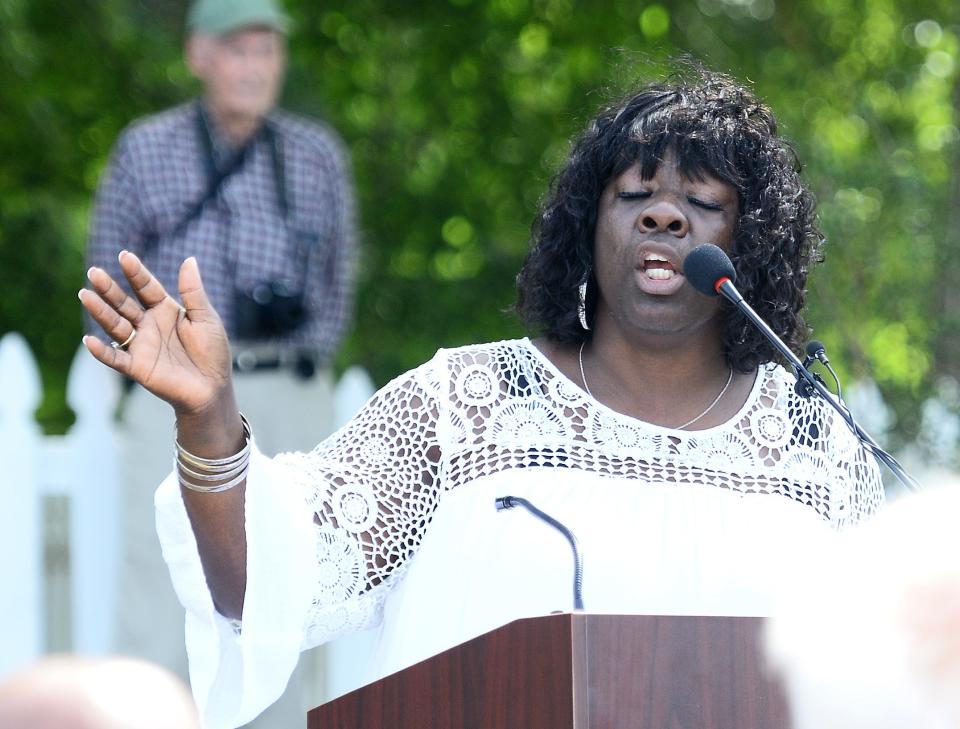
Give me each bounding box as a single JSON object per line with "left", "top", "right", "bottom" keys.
{"left": 87, "top": 101, "right": 356, "bottom": 363}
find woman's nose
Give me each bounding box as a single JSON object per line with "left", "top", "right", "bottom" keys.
{"left": 638, "top": 201, "right": 689, "bottom": 237}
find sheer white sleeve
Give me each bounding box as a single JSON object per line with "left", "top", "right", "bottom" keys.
{"left": 279, "top": 351, "right": 446, "bottom": 649}
{"left": 154, "top": 350, "right": 446, "bottom": 729}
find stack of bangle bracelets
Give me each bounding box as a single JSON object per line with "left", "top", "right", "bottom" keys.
{"left": 176, "top": 413, "right": 252, "bottom": 493}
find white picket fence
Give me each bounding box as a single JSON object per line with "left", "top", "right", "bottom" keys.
{"left": 0, "top": 331, "right": 375, "bottom": 682}
{"left": 0, "top": 332, "right": 121, "bottom": 677}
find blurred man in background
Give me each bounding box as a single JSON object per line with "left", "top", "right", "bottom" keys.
{"left": 85, "top": 0, "right": 357, "bottom": 724}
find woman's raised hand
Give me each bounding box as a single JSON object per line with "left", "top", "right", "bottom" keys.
{"left": 79, "top": 251, "right": 234, "bottom": 417}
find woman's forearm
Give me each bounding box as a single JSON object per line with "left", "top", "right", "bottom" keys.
{"left": 176, "top": 392, "right": 249, "bottom": 620}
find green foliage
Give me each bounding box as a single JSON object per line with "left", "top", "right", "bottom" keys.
{"left": 0, "top": 0, "right": 957, "bottom": 441}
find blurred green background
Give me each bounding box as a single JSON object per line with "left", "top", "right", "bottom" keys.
{"left": 0, "top": 0, "right": 957, "bottom": 447}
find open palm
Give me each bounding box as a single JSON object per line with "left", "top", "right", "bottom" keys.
{"left": 80, "top": 251, "right": 233, "bottom": 416}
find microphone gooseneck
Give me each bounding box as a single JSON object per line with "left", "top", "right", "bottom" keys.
{"left": 682, "top": 244, "right": 919, "bottom": 492}
{"left": 495, "top": 495, "right": 585, "bottom": 610}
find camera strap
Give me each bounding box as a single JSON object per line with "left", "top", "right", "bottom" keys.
{"left": 161, "top": 103, "right": 262, "bottom": 240}
{"left": 192, "top": 103, "right": 312, "bottom": 289}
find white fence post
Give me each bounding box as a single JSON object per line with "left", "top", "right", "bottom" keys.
{"left": 59, "top": 345, "right": 122, "bottom": 654}
{"left": 332, "top": 365, "right": 377, "bottom": 430}
{"left": 0, "top": 333, "right": 44, "bottom": 677}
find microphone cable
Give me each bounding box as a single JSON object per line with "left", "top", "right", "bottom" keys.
{"left": 803, "top": 342, "right": 905, "bottom": 485}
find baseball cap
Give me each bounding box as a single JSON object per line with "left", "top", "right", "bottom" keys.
{"left": 187, "top": 0, "right": 290, "bottom": 36}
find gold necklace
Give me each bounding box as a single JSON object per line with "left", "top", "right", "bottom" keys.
{"left": 577, "top": 341, "right": 734, "bottom": 430}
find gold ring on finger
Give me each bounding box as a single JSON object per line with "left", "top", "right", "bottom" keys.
{"left": 111, "top": 329, "right": 137, "bottom": 350}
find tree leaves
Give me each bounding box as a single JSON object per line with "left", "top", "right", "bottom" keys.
{"left": 0, "top": 0, "right": 956, "bottom": 439}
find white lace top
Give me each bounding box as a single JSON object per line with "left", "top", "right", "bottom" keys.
{"left": 156, "top": 338, "right": 884, "bottom": 728}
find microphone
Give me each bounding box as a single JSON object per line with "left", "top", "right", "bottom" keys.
{"left": 804, "top": 340, "right": 829, "bottom": 367}
{"left": 796, "top": 341, "right": 828, "bottom": 397}
{"left": 495, "top": 495, "right": 584, "bottom": 610}
{"left": 684, "top": 243, "right": 737, "bottom": 298}
{"left": 685, "top": 244, "right": 800, "bottom": 368}
{"left": 683, "top": 244, "right": 919, "bottom": 492}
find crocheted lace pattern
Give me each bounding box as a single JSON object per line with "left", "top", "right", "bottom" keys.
{"left": 272, "top": 339, "right": 884, "bottom": 647}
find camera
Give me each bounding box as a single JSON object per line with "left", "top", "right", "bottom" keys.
{"left": 233, "top": 281, "right": 306, "bottom": 339}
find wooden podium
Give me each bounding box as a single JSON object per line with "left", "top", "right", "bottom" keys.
{"left": 308, "top": 614, "right": 792, "bottom": 729}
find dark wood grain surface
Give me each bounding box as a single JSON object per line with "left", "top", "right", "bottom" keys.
{"left": 308, "top": 614, "right": 792, "bottom": 729}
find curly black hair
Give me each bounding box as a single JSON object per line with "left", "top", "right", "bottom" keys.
{"left": 515, "top": 64, "right": 823, "bottom": 372}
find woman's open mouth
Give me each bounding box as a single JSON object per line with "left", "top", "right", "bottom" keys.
{"left": 635, "top": 251, "right": 686, "bottom": 294}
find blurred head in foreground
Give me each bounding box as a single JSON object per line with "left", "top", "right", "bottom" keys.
{"left": 766, "top": 482, "right": 960, "bottom": 729}
{"left": 0, "top": 656, "right": 201, "bottom": 729}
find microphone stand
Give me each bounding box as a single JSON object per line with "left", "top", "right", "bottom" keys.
{"left": 716, "top": 278, "right": 920, "bottom": 492}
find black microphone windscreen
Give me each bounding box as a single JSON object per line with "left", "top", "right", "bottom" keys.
{"left": 684, "top": 244, "right": 737, "bottom": 297}
{"left": 805, "top": 340, "right": 826, "bottom": 357}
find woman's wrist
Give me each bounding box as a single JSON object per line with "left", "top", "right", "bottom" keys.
{"left": 177, "top": 413, "right": 252, "bottom": 493}
{"left": 174, "top": 389, "right": 245, "bottom": 460}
